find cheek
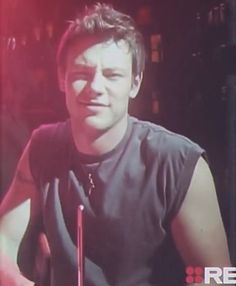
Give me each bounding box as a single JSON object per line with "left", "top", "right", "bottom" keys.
{"left": 109, "top": 77, "right": 132, "bottom": 96}
{"left": 71, "top": 79, "right": 87, "bottom": 93}
{"left": 109, "top": 85, "right": 131, "bottom": 111}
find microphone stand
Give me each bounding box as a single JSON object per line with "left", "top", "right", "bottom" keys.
{"left": 77, "top": 205, "right": 85, "bottom": 286}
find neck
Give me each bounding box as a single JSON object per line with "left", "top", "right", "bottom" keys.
{"left": 70, "top": 116, "right": 128, "bottom": 156}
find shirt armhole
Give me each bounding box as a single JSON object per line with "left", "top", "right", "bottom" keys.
{"left": 167, "top": 147, "right": 206, "bottom": 222}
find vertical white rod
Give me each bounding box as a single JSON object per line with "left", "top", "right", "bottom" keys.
{"left": 77, "top": 204, "right": 84, "bottom": 286}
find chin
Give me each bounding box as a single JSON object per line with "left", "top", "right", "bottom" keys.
{"left": 83, "top": 116, "right": 111, "bottom": 132}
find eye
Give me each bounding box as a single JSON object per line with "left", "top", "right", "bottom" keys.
{"left": 107, "top": 74, "right": 119, "bottom": 79}
{"left": 104, "top": 71, "right": 122, "bottom": 80}
{"left": 70, "top": 70, "right": 92, "bottom": 81}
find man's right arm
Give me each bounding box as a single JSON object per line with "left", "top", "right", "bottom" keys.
{"left": 0, "top": 141, "right": 37, "bottom": 285}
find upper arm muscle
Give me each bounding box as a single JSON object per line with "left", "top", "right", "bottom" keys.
{"left": 0, "top": 140, "right": 38, "bottom": 262}
{"left": 171, "top": 157, "right": 231, "bottom": 267}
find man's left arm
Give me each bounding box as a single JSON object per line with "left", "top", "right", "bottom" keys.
{"left": 171, "top": 157, "right": 233, "bottom": 286}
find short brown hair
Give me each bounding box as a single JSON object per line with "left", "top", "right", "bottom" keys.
{"left": 57, "top": 3, "right": 146, "bottom": 77}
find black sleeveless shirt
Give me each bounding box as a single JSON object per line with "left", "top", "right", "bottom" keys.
{"left": 18, "top": 116, "right": 205, "bottom": 286}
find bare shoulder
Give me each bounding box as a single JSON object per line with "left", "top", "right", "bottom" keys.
{"left": 15, "top": 140, "right": 34, "bottom": 186}
{"left": 0, "top": 139, "right": 37, "bottom": 217}
{"left": 171, "top": 156, "right": 231, "bottom": 267}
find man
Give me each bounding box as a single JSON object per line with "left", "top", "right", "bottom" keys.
{"left": 0, "top": 3, "right": 232, "bottom": 286}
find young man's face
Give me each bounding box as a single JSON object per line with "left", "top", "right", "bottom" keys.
{"left": 61, "top": 37, "right": 141, "bottom": 133}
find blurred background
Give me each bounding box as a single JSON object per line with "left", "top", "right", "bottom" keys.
{"left": 0, "top": 0, "right": 235, "bottom": 263}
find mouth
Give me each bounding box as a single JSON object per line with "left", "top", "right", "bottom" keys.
{"left": 77, "top": 100, "right": 109, "bottom": 107}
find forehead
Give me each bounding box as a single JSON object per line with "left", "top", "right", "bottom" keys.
{"left": 66, "top": 38, "right": 132, "bottom": 69}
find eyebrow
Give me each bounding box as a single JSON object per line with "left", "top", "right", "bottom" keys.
{"left": 71, "top": 64, "right": 127, "bottom": 74}
{"left": 103, "top": 67, "right": 127, "bottom": 73}
{"left": 70, "top": 64, "right": 95, "bottom": 73}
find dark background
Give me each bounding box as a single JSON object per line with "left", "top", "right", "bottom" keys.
{"left": 1, "top": 0, "right": 235, "bottom": 263}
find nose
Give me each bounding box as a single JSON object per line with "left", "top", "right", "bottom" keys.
{"left": 90, "top": 70, "right": 105, "bottom": 95}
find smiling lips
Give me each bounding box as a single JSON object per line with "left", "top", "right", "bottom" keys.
{"left": 76, "top": 99, "right": 109, "bottom": 108}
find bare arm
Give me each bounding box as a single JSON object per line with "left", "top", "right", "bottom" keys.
{"left": 0, "top": 141, "right": 37, "bottom": 285}
{"left": 171, "top": 157, "right": 232, "bottom": 286}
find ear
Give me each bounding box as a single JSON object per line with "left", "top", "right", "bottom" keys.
{"left": 129, "top": 73, "right": 143, "bottom": 99}
{"left": 57, "top": 67, "right": 65, "bottom": 92}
